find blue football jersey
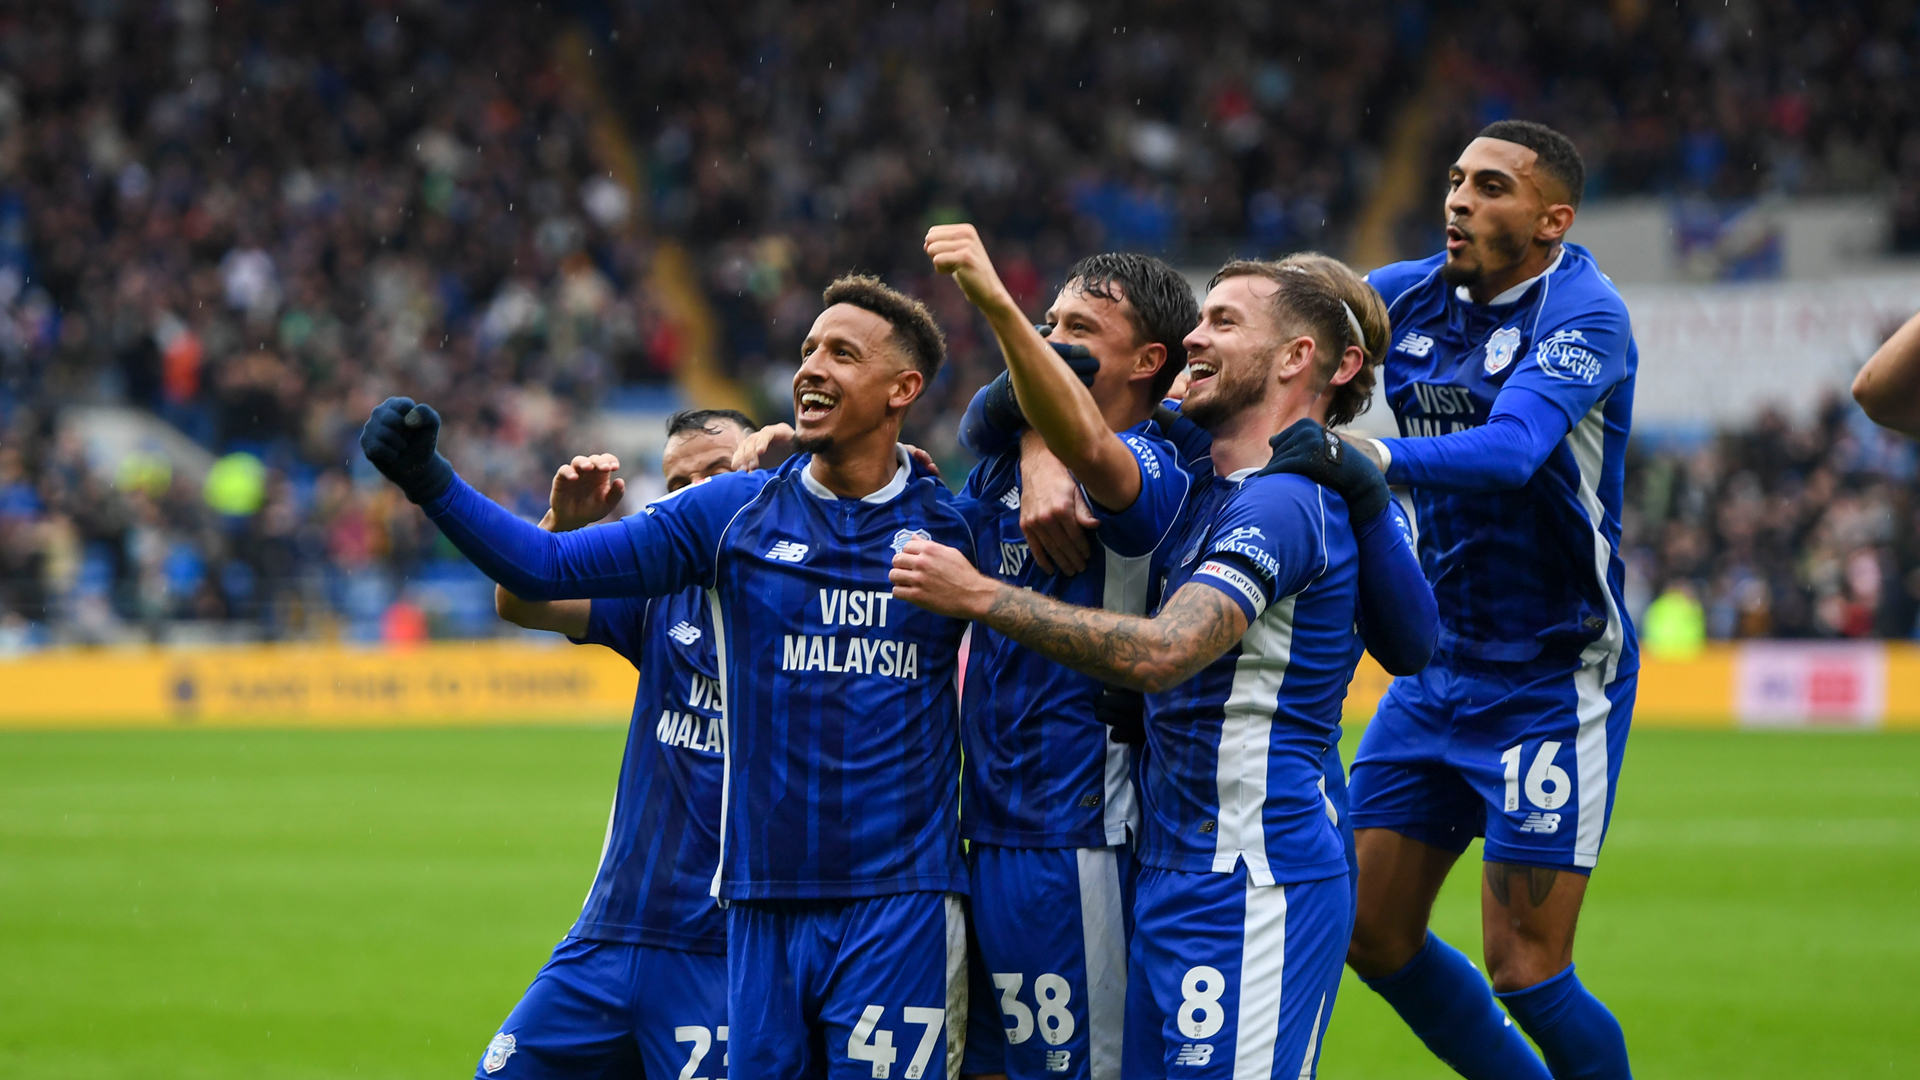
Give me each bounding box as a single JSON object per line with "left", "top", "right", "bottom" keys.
{"left": 1367, "top": 243, "right": 1638, "bottom": 673}
{"left": 958, "top": 422, "right": 1190, "bottom": 848}
{"left": 610, "top": 449, "right": 977, "bottom": 901}
{"left": 1137, "top": 469, "right": 1359, "bottom": 886}
{"left": 568, "top": 588, "right": 727, "bottom": 953}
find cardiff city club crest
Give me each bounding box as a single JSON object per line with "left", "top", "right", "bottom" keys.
{"left": 890, "top": 527, "right": 933, "bottom": 553}
{"left": 482, "top": 1033, "right": 517, "bottom": 1075}
{"left": 1483, "top": 326, "right": 1522, "bottom": 376}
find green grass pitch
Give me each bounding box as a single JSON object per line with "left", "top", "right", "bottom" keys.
{"left": 1, "top": 725, "right": 1916, "bottom": 1078}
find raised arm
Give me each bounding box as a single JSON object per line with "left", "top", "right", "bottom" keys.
{"left": 1852, "top": 310, "right": 1920, "bottom": 436}
{"left": 925, "top": 224, "right": 1147, "bottom": 511}
{"left": 361, "top": 398, "right": 698, "bottom": 601}
{"left": 890, "top": 538, "right": 1247, "bottom": 692}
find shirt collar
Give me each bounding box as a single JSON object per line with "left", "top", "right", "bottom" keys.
{"left": 799, "top": 445, "right": 913, "bottom": 504}
{"left": 1454, "top": 246, "right": 1565, "bottom": 307}
{"left": 1226, "top": 466, "right": 1260, "bottom": 483}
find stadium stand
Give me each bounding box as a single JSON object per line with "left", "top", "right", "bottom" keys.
{"left": 1402, "top": 0, "right": 1920, "bottom": 255}
{"left": 0, "top": 0, "right": 1917, "bottom": 646}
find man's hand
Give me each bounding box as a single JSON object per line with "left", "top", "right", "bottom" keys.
{"left": 732, "top": 423, "right": 795, "bottom": 471}
{"left": 1264, "top": 420, "right": 1391, "bottom": 522}
{"left": 1338, "top": 432, "right": 1387, "bottom": 472}
{"left": 360, "top": 396, "right": 455, "bottom": 504}
{"left": 1019, "top": 432, "right": 1101, "bottom": 576}
{"left": 924, "top": 224, "right": 1017, "bottom": 317}
{"left": 901, "top": 442, "right": 941, "bottom": 478}
{"left": 890, "top": 539, "right": 1002, "bottom": 619}
{"left": 549, "top": 454, "right": 625, "bottom": 530}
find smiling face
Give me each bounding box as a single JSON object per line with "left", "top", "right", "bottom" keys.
{"left": 1442, "top": 136, "right": 1566, "bottom": 288}
{"left": 1178, "top": 275, "right": 1286, "bottom": 431}
{"left": 1041, "top": 280, "right": 1161, "bottom": 410}
{"left": 792, "top": 303, "right": 922, "bottom": 453}
{"left": 661, "top": 421, "right": 746, "bottom": 492}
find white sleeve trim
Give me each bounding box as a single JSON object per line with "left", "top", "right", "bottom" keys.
{"left": 1367, "top": 438, "right": 1392, "bottom": 474}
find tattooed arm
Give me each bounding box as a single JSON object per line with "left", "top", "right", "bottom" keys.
{"left": 890, "top": 538, "right": 1248, "bottom": 692}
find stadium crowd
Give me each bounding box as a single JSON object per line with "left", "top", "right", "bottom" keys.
{"left": 1, "top": 0, "right": 1919, "bottom": 647}
{"left": 1407, "top": 0, "right": 1920, "bottom": 256}
{"left": 1624, "top": 394, "right": 1920, "bottom": 647}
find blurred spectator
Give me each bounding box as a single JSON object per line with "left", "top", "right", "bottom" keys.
{"left": 1622, "top": 394, "right": 1920, "bottom": 642}
{"left": 1641, "top": 582, "right": 1706, "bottom": 659}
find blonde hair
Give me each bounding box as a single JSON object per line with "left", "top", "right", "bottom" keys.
{"left": 1208, "top": 253, "right": 1391, "bottom": 427}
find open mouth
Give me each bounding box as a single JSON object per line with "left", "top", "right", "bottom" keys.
{"left": 796, "top": 388, "right": 838, "bottom": 424}
{"left": 1187, "top": 360, "right": 1219, "bottom": 385}
{"left": 1445, "top": 224, "right": 1469, "bottom": 253}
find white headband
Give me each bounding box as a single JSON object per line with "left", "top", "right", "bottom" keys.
{"left": 1340, "top": 300, "right": 1365, "bottom": 348}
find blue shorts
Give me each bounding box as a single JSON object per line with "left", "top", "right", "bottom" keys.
{"left": 1123, "top": 865, "right": 1349, "bottom": 1080}
{"left": 728, "top": 892, "right": 967, "bottom": 1080}
{"left": 963, "top": 845, "right": 1134, "bottom": 1079}
{"left": 474, "top": 937, "right": 727, "bottom": 1079}
{"left": 1351, "top": 652, "right": 1636, "bottom": 872}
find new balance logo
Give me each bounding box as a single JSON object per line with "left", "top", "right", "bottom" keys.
{"left": 1000, "top": 487, "right": 1021, "bottom": 510}
{"left": 666, "top": 622, "right": 702, "bottom": 645}
{"left": 766, "top": 540, "right": 809, "bottom": 562}
{"left": 1044, "top": 1050, "right": 1072, "bottom": 1072}
{"left": 1174, "top": 1044, "right": 1214, "bottom": 1066}
{"left": 1519, "top": 812, "right": 1562, "bottom": 834}
{"left": 1396, "top": 332, "right": 1435, "bottom": 357}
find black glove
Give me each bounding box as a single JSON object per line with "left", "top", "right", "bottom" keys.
{"left": 360, "top": 396, "right": 456, "bottom": 504}
{"left": 979, "top": 329, "right": 1102, "bottom": 433}
{"left": 1259, "top": 418, "right": 1390, "bottom": 523}
{"left": 1094, "top": 685, "right": 1146, "bottom": 746}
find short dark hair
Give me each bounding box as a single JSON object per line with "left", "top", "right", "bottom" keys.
{"left": 1477, "top": 120, "right": 1586, "bottom": 208}
{"left": 666, "top": 408, "right": 757, "bottom": 439}
{"left": 1061, "top": 252, "right": 1200, "bottom": 398}
{"left": 820, "top": 274, "right": 947, "bottom": 378}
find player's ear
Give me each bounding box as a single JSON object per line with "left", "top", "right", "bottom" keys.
{"left": 888, "top": 367, "right": 925, "bottom": 411}
{"left": 1131, "top": 341, "right": 1168, "bottom": 384}
{"left": 1276, "top": 335, "right": 1317, "bottom": 382}
{"left": 1328, "top": 345, "right": 1365, "bottom": 388}
{"left": 1538, "top": 202, "right": 1575, "bottom": 245}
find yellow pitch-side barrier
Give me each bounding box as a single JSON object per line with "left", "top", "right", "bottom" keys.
{"left": 2, "top": 641, "right": 1919, "bottom": 731}
{"left": 0, "top": 641, "right": 640, "bottom": 729}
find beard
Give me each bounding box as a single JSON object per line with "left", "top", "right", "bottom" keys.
{"left": 1441, "top": 220, "right": 1530, "bottom": 286}
{"left": 791, "top": 429, "right": 834, "bottom": 455}
{"left": 1181, "top": 348, "right": 1275, "bottom": 432}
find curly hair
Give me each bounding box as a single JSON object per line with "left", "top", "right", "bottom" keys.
{"left": 820, "top": 274, "right": 947, "bottom": 378}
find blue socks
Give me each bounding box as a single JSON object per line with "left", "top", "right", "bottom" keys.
{"left": 1362, "top": 934, "right": 1551, "bottom": 1080}
{"left": 1499, "top": 964, "right": 1632, "bottom": 1079}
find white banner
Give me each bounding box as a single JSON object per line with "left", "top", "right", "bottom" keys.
{"left": 1621, "top": 274, "right": 1920, "bottom": 427}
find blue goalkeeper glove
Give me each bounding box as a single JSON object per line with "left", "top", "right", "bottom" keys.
{"left": 977, "top": 327, "right": 1101, "bottom": 433}
{"left": 1259, "top": 418, "right": 1390, "bottom": 523}
{"left": 360, "top": 396, "right": 456, "bottom": 504}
